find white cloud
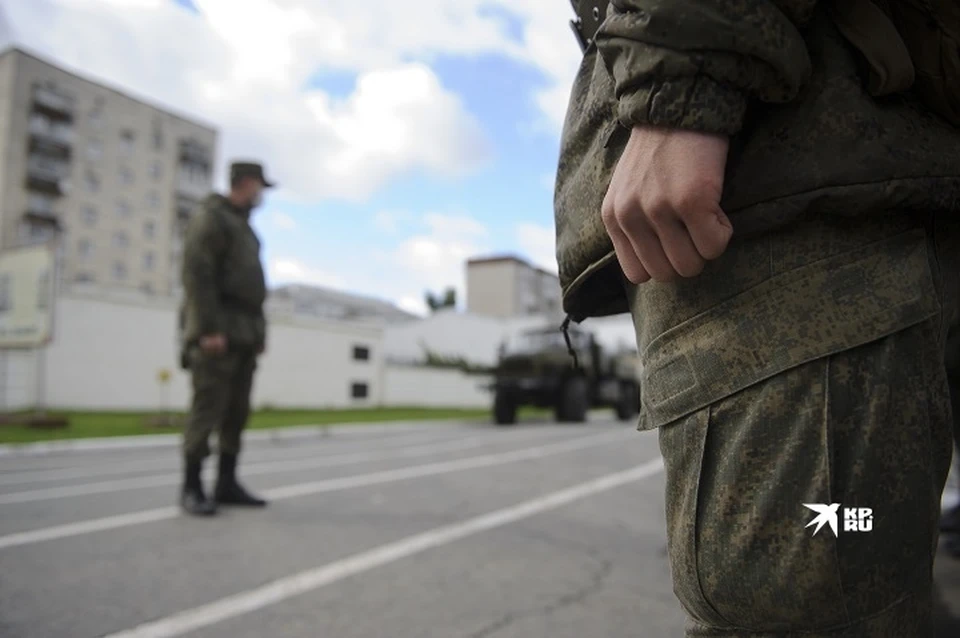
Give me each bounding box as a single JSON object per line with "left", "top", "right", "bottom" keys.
{"left": 261, "top": 211, "right": 489, "bottom": 316}
{"left": 3, "top": 0, "right": 582, "bottom": 202}
{"left": 267, "top": 258, "right": 346, "bottom": 289}
{"left": 516, "top": 222, "right": 557, "bottom": 274}
{"left": 393, "top": 213, "right": 490, "bottom": 308}
{"left": 397, "top": 295, "right": 429, "bottom": 317}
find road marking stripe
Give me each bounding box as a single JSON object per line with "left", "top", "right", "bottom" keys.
{"left": 100, "top": 458, "right": 664, "bottom": 638}
{"left": 0, "top": 431, "right": 629, "bottom": 551}
{"left": 0, "top": 428, "right": 488, "bottom": 486}
{"left": 0, "top": 429, "right": 559, "bottom": 504}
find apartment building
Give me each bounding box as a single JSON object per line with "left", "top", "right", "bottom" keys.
{"left": 465, "top": 255, "right": 562, "bottom": 319}
{"left": 0, "top": 46, "right": 217, "bottom": 296}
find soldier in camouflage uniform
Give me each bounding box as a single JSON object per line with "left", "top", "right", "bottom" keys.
{"left": 178, "top": 161, "right": 273, "bottom": 516}
{"left": 556, "top": 0, "right": 960, "bottom": 634}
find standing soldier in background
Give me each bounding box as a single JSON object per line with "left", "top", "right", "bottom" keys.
{"left": 556, "top": 0, "right": 960, "bottom": 634}
{"left": 178, "top": 161, "right": 274, "bottom": 517}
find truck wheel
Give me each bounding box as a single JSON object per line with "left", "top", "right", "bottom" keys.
{"left": 556, "top": 376, "right": 589, "bottom": 423}
{"left": 615, "top": 381, "right": 640, "bottom": 421}
{"left": 493, "top": 392, "right": 517, "bottom": 425}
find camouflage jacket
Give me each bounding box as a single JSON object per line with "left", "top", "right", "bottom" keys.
{"left": 179, "top": 194, "right": 267, "bottom": 351}
{"left": 555, "top": 0, "right": 960, "bottom": 322}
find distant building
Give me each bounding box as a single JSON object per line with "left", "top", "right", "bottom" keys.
{"left": 466, "top": 254, "right": 561, "bottom": 319}
{"left": 266, "top": 283, "right": 420, "bottom": 324}
{"left": 0, "top": 46, "right": 217, "bottom": 297}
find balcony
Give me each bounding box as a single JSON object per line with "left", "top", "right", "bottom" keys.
{"left": 176, "top": 167, "right": 211, "bottom": 200}
{"left": 178, "top": 139, "right": 211, "bottom": 165}
{"left": 26, "top": 194, "right": 59, "bottom": 225}
{"left": 25, "top": 156, "right": 70, "bottom": 196}
{"left": 28, "top": 117, "right": 73, "bottom": 157}
{"left": 32, "top": 86, "right": 75, "bottom": 120}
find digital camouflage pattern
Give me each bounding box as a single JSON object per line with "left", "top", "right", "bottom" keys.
{"left": 183, "top": 349, "right": 256, "bottom": 461}
{"left": 180, "top": 194, "right": 267, "bottom": 353}
{"left": 180, "top": 193, "right": 266, "bottom": 462}
{"left": 555, "top": 0, "right": 960, "bottom": 322}
{"left": 630, "top": 214, "right": 960, "bottom": 635}
{"left": 554, "top": 1, "right": 960, "bottom": 635}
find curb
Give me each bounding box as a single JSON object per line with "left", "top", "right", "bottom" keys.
{"left": 0, "top": 419, "right": 484, "bottom": 458}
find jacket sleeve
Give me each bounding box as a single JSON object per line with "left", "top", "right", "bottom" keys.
{"left": 181, "top": 208, "right": 227, "bottom": 336}
{"left": 594, "top": 0, "right": 819, "bottom": 135}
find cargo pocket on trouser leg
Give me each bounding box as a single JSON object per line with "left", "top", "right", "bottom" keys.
{"left": 643, "top": 226, "right": 951, "bottom": 635}
{"left": 661, "top": 324, "right": 951, "bottom": 634}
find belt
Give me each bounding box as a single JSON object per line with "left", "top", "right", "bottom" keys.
{"left": 569, "top": 0, "right": 609, "bottom": 53}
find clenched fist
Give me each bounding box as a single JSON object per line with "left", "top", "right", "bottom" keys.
{"left": 602, "top": 126, "right": 734, "bottom": 284}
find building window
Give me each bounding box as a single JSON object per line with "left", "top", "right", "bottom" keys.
{"left": 150, "top": 160, "right": 163, "bottom": 181}
{"left": 143, "top": 252, "right": 155, "bottom": 271}
{"left": 140, "top": 282, "right": 154, "bottom": 295}
{"left": 146, "top": 191, "right": 160, "bottom": 209}
{"left": 88, "top": 109, "right": 103, "bottom": 130}
{"left": 350, "top": 382, "right": 369, "bottom": 399}
{"left": 116, "top": 200, "right": 132, "bottom": 218}
{"left": 119, "top": 129, "right": 135, "bottom": 156}
{"left": 113, "top": 231, "right": 128, "bottom": 249}
{"left": 87, "top": 139, "right": 102, "bottom": 160}
{"left": 0, "top": 275, "right": 10, "bottom": 312}
{"left": 19, "top": 221, "right": 53, "bottom": 245}
{"left": 118, "top": 165, "right": 134, "bottom": 186}
{"left": 352, "top": 345, "right": 371, "bottom": 361}
{"left": 78, "top": 238, "right": 93, "bottom": 259}
{"left": 28, "top": 193, "right": 55, "bottom": 214}
{"left": 82, "top": 206, "right": 97, "bottom": 226}
{"left": 74, "top": 272, "right": 95, "bottom": 284}
{"left": 85, "top": 171, "right": 100, "bottom": 193}
{"left": 113, "top": 261, "right": 127, "bottom": 280}
{"left": 144, "top": 220, "right": 155, "bottom": 239}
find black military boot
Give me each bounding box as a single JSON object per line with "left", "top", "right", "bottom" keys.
{"left": 180, "top": 459, "right": 217, "bottom": 516}
{"left": 214, "top": 453, "right": 267, "bottom": 507}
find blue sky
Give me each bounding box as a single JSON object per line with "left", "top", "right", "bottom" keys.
{"left": 4, "top": 0, "right": 581, "bottom": 315}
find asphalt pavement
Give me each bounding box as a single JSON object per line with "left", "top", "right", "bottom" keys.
{"left": 0, "top": 416, "right": 958, "bottom": 638}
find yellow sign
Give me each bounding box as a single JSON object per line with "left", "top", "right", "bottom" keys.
{"left": 0, "top": 243, "right": 56, "bottom": 348}
{"left": 157, "top": 368, "right": 171, "bottom": 384}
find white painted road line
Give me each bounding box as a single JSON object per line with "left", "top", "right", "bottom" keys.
{"left": 0, "top": 429, "right": 557, "bottom": 504}
{"left": 100, "top": 458, "right": 664, "bottom": 638}
{"left": 0, "top": 428, "right": 487, "bottom": 487}
{"left": 0, "top": 431, "right": 630, "bottom": 551}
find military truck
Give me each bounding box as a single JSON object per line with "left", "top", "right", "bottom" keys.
{"left": 490, "top": 324, "right": 640, "bottom": 425}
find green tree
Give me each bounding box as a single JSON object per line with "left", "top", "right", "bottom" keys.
{"left": 425, "top": 286, "right": 457, "bottom": 312}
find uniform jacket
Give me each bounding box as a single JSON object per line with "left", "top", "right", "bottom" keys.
{"left": 179, "top": 194, "right": 267, "bottom": 353}
{"left": 555, "top": 0, "right": 960, "bottom": 323}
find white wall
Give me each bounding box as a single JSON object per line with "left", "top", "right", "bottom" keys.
{"left": 383, "top": 365, "right": 492, "bottom": 409}
{"left": 383, "top": 308, "right": 511, "bottom": 367}
{"left": 1, "top": 290, "right": 386, "bottom": 411}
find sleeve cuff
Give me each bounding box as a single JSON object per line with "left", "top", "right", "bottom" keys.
{"left": 617, "top": 74, "right": 748, "bottom": 136}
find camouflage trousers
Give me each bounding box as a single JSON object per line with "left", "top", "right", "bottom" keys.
{"left": 183, "top": 348, "right": 257, "bottom": 462}
{"left": 624, "top": 212, "right": 960, "bottom": 636}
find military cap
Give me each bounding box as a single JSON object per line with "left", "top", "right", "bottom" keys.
{"left": 229, "top": 161, "right": 276, "bottom": 188}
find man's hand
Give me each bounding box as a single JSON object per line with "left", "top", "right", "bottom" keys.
{"left": 601, "top": 126, "right": 734, "bottom": 284}
{"left": 199, "top": 333, "right": 228, "bottom": 355}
